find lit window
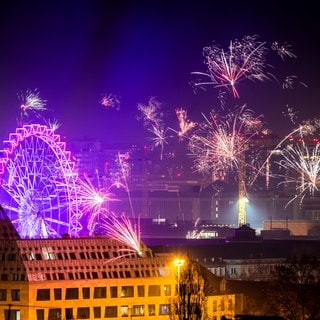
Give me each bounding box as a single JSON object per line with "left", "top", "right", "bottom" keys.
{"left": 121, "top": 286, "right": 133, "bottom": 297}
{"left": 164, "top": 284, "right": 171, "bottom": 296}
{"left": 148, "top": 304, "right": 156, "bottom": 316}
{"left": 132, "top": 305, "right": 144, "bottom": 316}
{"left": 159, "top": 304, "right": 170, "bottom": 315}
{"left": 120, "top": 305, "right": 128, "bottom": 317}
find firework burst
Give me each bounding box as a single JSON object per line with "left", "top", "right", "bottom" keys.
{"left": 76, "top": 174, "right": 124, "bottom": 235}
{"left": 175, "top": 108, "right": 197, "bottom": 140}
{"left": 100, "top": 93, "right": 121, "bottom": 110}
{"left": 276, "top": 139, "right": 320, "bottom": 208}
{"left": 192, "top": 35, "right": 270, "bottom": 98}
{"left": 18, "top": 89, "right": 47, "bottom": 113}
{"left": 188, "top": 104, "right": 265, "bottom": 182}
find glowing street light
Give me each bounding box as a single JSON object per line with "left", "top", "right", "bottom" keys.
{"left": 173, "top": 258, "right": 185, "bottom": 296}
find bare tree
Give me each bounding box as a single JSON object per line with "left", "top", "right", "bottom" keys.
{"left": 266, "top": 255, "right": 320, "bottom": 320}
{"left": 170, "top": 258, "right": 218, "bottom": 320}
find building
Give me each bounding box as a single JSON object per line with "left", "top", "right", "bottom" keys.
{"left": 0, "top": 209, "right": 242, "bottom": 320}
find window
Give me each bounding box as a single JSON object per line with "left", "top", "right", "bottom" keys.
{"left": 5, "top": 309, "right": 20, "bottom": 320}
{"left": 159, "top": 304, "right": 170, "bottom": 315}
{"left": 11, "top": 289, "right": 20, "bottom": 301}
{"left": 105, "top": 306, "right": 117, "bottom": 318}
{"left": 121, "top": 286, "right": 133, "bottom": 297}
{"left": 110, "top": 286, "right": 117, "bottom": 298}
{"left": 94, "top": 287, "right": 106, "bottom": 298}
{"left": 65, "top": 288, "right": 79, "bottom": 299}
{"left": 82, "top": 287, "right": 90, "bottom": 299}
{"left": 54, "top": 288, "right": 62, "bottom": 300}
{"left": 0, "top": 289, "right": 6, "bottom": 301}
{"left": 65, "top": 308, "right": 73, "bottom": 320}
{"left": 164, "top": 284, "right": 171, "bottom": 296}
{"left": 220, "top": 299, "right": 225, "bottom": 311}
{"left": 148, "top": 285, "right": 160, "bottom": 296}
{"left": 93, "top": 307, "right": 101, "bottom": 319}
{"left": 148, "top": 304, "right": 156, "bottom": 316}
{"left": 36, "top": 309, "right": 44, "bottom": 320}
{"left": 120, "top": 305, "right": 128, "bottom": 317}
{"left": 132, "top": 305, "right": 144, "bottom": 316}
{"left": 37, "top": 289, "right": 50, "bottom": 301}
{"left": 69, "top": 252, "right": 76, "bottom": 259}
{"left": 137, "top": 285, "right": 145, "bottom": 297}
{"left": 77, "top": 307, "right": 90, "bottom": 319}
{"left": 48, "top": 308, "right": 62, "bottom": 320}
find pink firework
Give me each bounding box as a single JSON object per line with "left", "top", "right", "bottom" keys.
{"left": 175, "top": 108, "right": 197, "bottom": 140}
{"left": 100, "top": 211, "right": 142, "bottom": 259}
{"left": 192, "top": 35, "right": 270, "bottom": 98}
{"left": 76, "top": 174, "right": 124, "bottom": 234}
{"left": 100, "top": 93, "right": 120, "bottom": 110}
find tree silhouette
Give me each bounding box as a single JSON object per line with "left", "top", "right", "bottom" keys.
{"left": 170, "top": 258, "right": 217, "bottom": 320}
{"left": 266, "top": 255, "right": 320, "bottom": 320}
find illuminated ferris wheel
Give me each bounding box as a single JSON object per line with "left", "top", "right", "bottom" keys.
{"left": 0, "top": 124, "right": 81, "bottom": 238}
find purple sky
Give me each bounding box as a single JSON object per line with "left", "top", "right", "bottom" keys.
{"left": 0, "top": 1, "right": 319, "bottom": 147}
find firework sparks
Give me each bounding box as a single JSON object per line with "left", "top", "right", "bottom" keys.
{"left": 76, "top": 174, "right": 124, "bottom": 235}
{"left": 192, "top": 35, "right": 270, "bottom": 98}
{"left": 100, "top": 93, "right": 121, "bottom": 110}
{"left": 45, "top": 119, "right": 61, "bottom": 131}
{"left": 175, "top": 108, "right": 197, "bottom": 140}
{"left": 137, "top": 96, "right": 163, "bottom": 126}
{"left": 100, "top": 211, "right": 142, "bottom": 260}
{"left": 18, "top": 89, "right": 47, "bottom": 113}
{"left": 282, "top": 75, "right": 308, "bottom": 90}
{"left": 282, "top": 106, "right": 299, "bottom": 124}
{"left": 147, "top": 125, "right": 170, "bottom": 160}
{"left": 271, "top": 41, "right": 297, "bottom": 60}
{"left": 276, "top": 139, "right": 320, "bottom": 208}
{"left": 188, "top": 104, "right": 264, "bottom": 182}
{"left": 137, "top": 97, "right": 172, "bottom": 159}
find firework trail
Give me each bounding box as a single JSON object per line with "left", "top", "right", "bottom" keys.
{"left": 100, "top": 211, "right": 142, "bottom": 261}
{"left": 192, "top": 35, "right": 270, "bottom": 98}
{"left": 276, "top": 139, "right": 320, "bottom": 208}
{"left": 175, "top": 108, "right": 197, "bottom": 141}
{"left": 100, "top": 93, "right": 121, "bottom": 110}
{"left": 76, "top": 173, "right": 124, "bottom": 235}
{"left": 188, "top": 104, "right": 265, "bottom": 183}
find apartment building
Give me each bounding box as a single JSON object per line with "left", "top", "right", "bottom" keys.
{"left": 0, "top": 213, "right": 242, "bottom": 320}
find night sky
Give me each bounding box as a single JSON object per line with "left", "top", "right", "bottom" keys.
{"left": 0, "top": 1, "right": 319, "bottom": 147}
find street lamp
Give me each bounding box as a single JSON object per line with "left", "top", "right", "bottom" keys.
{"left": 173, "top": 258, "right": 185, "bottom": 295}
